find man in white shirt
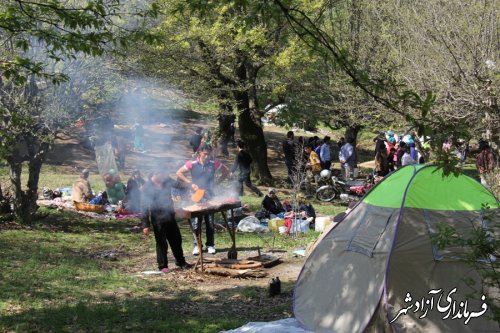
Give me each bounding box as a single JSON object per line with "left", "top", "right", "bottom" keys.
{"left": 339, "top": 138, "right": 356, "bottom": 179}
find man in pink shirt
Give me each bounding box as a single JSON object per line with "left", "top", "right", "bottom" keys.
{"left": 176, "top": 144, "right": 229, "bottom": 255}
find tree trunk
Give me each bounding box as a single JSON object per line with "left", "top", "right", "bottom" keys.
{"left": 344, "top": 125, "right": 362, "bottom": 146}
{"left": 234, "top": 58, "right": 273, "bottom": 184}
{"left": 7, "top": 136, "right": 49, "bottom": 224}
{"left": 345, "top": 125, "right": 362, "bottom": 167}
{"left": 8, "top": 161, "right": 33, "bottom": 223}
{"left": 217, "top": 103, "right": 235, "bottom": 157}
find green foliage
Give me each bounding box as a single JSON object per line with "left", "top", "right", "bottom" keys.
{"left": 0, "top": 0, "right": 160, "bottom": 223}
{"left": 432, "top": 205, "right": 500, "bottom": 324}
{"left": 0, "top": 0, "right": 159, "bottom": 84}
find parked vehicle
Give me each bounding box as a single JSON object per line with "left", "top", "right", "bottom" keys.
{"left": 262, "top": 104, "right": 287, "bottom": 126}
{"left": 315, "top": 170, "right": 378, "bottom": 202}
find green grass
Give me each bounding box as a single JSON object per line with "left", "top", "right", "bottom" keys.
{"left": 0, "top": 206, "right": 317, "bottom": 332}
{"left": 1, "top": 164, "right": 119, "bottom": 194}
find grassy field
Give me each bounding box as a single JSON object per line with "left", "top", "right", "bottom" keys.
{"left": 0, "top": 204, "right": 323, "bottom": 332}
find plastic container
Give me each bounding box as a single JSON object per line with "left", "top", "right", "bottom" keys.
{"left": 315, "top": 216, "right": 333, "bottom": 232}
{"left": 290, "top": 219, "right": 310, "bottom": 233}
{"left": 268, "top": 218, "right": 285, "bottom": 232}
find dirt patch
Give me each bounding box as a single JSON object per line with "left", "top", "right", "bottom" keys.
{"left": 133, "top": 249, "right": 305, "bottom": 289}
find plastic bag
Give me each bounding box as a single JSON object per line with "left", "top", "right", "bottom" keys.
{"left": 221, "top": 318, "right": 313, "bottom": 333}
{"left": 237, "top": 216, "right": 269, "bottom": 233}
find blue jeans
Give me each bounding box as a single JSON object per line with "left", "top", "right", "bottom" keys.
{"left": 191, "top": 214, "right": 214, "bottom": 247}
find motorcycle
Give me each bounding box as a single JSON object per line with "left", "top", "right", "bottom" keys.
{"left": 315, "top": 169, "right": 377, "bottom": 202}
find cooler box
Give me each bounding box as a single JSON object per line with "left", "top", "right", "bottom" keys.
{"left": 268, "top": 218, "right": 285, "bottom": 232}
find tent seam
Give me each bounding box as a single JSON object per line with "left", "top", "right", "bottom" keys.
{"left": 379, "top": 164, "right": 419, "bottom": 333}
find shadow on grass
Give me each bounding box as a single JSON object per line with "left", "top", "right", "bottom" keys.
{"left": 32, "top": 207, "right": 140, "bottom": 235}
{"left": 0, "top": 282, "right": 294, "bottom": 333}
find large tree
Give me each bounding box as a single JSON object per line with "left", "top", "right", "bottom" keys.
{"left": 135, "top": 0, "right": 298, "bottom": 183}
{"left": 272, "top": 0, "right": 498, "bottom": 170}
{"left": 0, "top": 0, "right": 154, "bottom": 223}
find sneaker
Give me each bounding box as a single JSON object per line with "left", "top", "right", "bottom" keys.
{"left": 207, "top": 246, "right": 216, "bottom": 254}
{"left": 192, "top": 247, "right": 200, "bottom": 255}
{"left": 160, "top": 267, "right": 172, "bottom": 273}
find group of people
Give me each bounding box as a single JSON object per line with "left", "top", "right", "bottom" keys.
{"left": 74, "top": 124, "right": 267, "bottom": 273}
{"left": 255, "top": 188, "right": 316, "bottom": 225}
{"left": 71, "top": 122, "right": 498, "bottom": 274}
{"left": 373, "top": 132, "right": 421, "bottom": 177}
{"left": 71, "top": 168, "right": 145, "bottom": 212}
{"left": 374, "top": 131, "right": 498, "bottom": 188}
{"left": 282, "top": 131, "right": 359, "bottom": 184}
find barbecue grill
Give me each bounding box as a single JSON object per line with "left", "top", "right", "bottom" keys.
{"left": 177, "top": 198, "right": 241, "bottom": 272}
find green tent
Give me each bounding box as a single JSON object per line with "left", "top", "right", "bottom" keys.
{"left": 294, "top": 165, "right": 499, "bottom": 333}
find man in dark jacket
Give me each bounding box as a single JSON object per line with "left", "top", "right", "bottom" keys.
{"left": 189, "top": 127, "right": 203, "bottom": 153}
{"left": 230, "top": 140, "right": 263, "bottom": 197}
{"left": 262, "top": 188, "right": 285, "bottom": 215}
{"left": 282, "top": 131, "right": 296, "bottom": 185}
{"left": 142, "top": 170, "right": 190, "bottom": 273}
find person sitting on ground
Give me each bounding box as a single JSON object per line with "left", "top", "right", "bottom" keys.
{"left": 71, "top": 169, "right": 94, "bottom": 203}
{"left": 333, "top": 201, "right": 357, "bottom": 223}
{"left": 124, "top": 170, "right": 145, "bottom": 213}
{"left": 103, "top": 169, "right": 126, "bottom": 204}
{"left": 285, "top": 193, "right": 316, "bottom": 224}
{"left": 255, "top": 188, "right": 285, "bottom": 219}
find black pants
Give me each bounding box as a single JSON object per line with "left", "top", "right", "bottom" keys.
{"left": 320, "top": 160, "right": 331, "bottom": 171}
{"left": 238, "top": 174, "right": 262, "bottom": 196}
{"left": 285, "top": 159, "right": 294, "bottom": 184}
{"left": 152, "top": 221, "right": 186, "bottom": 270}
